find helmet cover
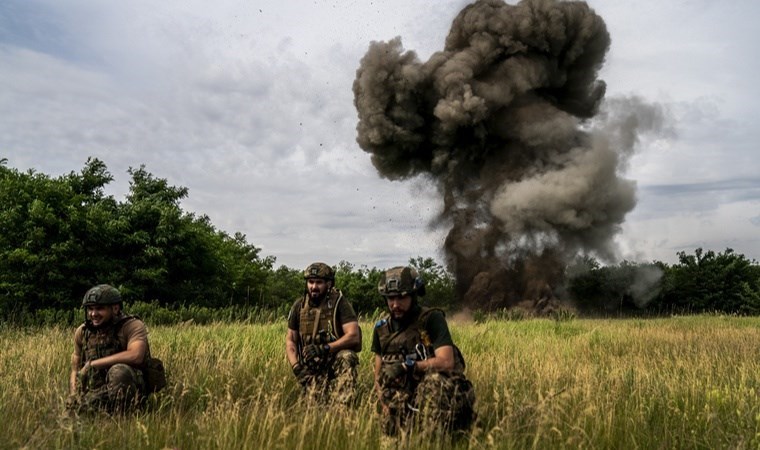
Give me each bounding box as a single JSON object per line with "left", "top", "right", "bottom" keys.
{"left": 378, "top": 266, "right": 425, "bottom": 297}
{"left": 303, "top": 262, "right": 335, "bottom": 281}
{"left": 82, "top": 284, "right": 122, "bottom": 307}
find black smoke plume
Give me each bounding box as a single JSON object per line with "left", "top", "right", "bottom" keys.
{"left": 353, "top": 0, "right": 663, "bottom": 309}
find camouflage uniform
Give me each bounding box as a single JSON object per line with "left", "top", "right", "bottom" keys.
{"left": 373, "top": 267, "right": 475, "bottom": 436}
{"left": 290, "top": 288, "right": 360, "bottom": 404}
{"left": 288, "top": 263, "right": 360, "bottom": 405}
{"left": 374, "top": 307, "right": 475, "bottom": 435}
{"left": 67, "top": 284, "right": 153, "bottom": 414}
{"left": 70, "top": 314, "right": 149, "bottom": 413}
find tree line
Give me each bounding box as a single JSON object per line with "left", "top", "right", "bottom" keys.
{"left": 566, "top": 249, "right": 760, "bottom": 315}
{"left": 1, "top": 158, "right": 759, "bottom": 323}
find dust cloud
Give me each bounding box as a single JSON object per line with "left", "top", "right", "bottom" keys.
{"left": 353, "top": 0, "right": 667, "bottom": 309}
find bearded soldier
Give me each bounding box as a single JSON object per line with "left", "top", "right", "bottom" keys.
{"left": 372, "top": 266, "right": 475, "bottom": 436}
{"left": 286, "top": 262, "right": 362, "bottom": 403}
{"left": 67, "top": 284, "right": 161, "bottom": 413}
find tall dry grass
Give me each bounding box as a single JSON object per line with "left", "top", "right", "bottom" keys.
{"left": 1, "top": 316, "right": 759, "bottom": 449}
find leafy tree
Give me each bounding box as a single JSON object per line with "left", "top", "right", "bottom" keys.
{"left": 0, "top": 158, "right": 279, "bottom": 317}
{"left": 409, "top": 256, "right": 455, "bottom": 308}
{"left": 0, "top": 158, "right": 116, "bottom": 312}
{"left": 216, "top": 231, "right": 276, "bottom": 308}
{"left": 655, "top": 248, "right": 760, "bottom": 314}
{"left": 261, "top": 265, "right": 303, "bottom": 312}
{"left": 567, "top": 249, "right": 760, "bottom": 315}
{"left": 332, "top": 258, "right": 455, "bottom": 315}
{"left": 9, "top": 158, "right": 760, "bottom": 321}
{"left": 335, "top": 261, "right": 383, "bottom": 314}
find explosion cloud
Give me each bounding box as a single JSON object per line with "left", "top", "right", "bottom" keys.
{"left": 353, "top": 0, "right": 665, "bottom": 309}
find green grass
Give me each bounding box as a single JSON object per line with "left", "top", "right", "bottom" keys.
{"left": 1, "top": 316, "right": 759, "bottom": 449}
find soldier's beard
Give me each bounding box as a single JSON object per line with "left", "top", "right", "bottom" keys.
{"left": 391, "top": 303, "right": 421, "bottom": 327}
{"left": 308, "top": 290, "right": 327, "bottom": 306}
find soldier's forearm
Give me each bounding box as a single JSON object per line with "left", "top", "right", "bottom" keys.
{"left": 69, "top": 370, "right": 78, "bottom": 394}
{"left": 89, "top": 348, "right": 146, "bottom": 370}
{"left": 326, "top": 333, "right": 359, "bottom": 353}
{"left": 286, "top": 347, "right": 299, "bottom": 366}
{"left": 415, "top": 345, "right": 455, "bottom": 373}
{"left": 285, "top": 337, "right": 301, "bottom": 366}
{"left": 415, "top": 355, "right": 454, "bottom": 373}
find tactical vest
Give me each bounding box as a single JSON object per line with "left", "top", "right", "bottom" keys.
{"left": 298, "top": 289, "right": 345, "bottom": 345}
{"left": 82, "top": 314, "right": 137, "bottom": 363}
{"left": 80, "top": 314, "right": 140, "bottom": 389}
{"left": 376, "top": 307, "right": 466, "bottom": 373}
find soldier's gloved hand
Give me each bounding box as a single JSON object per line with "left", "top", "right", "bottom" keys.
{"left": 78, "top": 360, "right": 93, "bottom": 377}
{"left": 65, "top": 394, "right": 79, "bottom": 410}
{"left": 302, "top": 344, "right": 329, "bottom": 363}
{"left": 382, "top": 362, "right": 408, "bottom": 381}
{"left": 292, "top": 362, "right": 310, "bottom": 386}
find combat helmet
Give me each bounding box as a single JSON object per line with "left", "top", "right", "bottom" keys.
{"left": 82, "top": 284, "right": 122, "bottom": 307}
{"left": 378, "top": 266, "right": 426, "bottom": 297}
{"left": 303, "top": 262, "right": 335, "bottom": 281}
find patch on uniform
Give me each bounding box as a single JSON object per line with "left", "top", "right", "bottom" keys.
{"left": 420, "top": 330, "right": 431, "bottom": 347}
{"left": 375, "top": 319, "right": 387, "bottom": 329}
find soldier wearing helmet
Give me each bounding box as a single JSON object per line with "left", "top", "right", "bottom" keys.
{"left": 372, "top": 266, "right": 475, "bottom": 436}
{"left": 67, "top": 284, "right": 155, "bottom": 413}
{"left": 285, "top": 262, "right": 362, "bottom": 403}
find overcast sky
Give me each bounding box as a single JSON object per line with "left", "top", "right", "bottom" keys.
{"left": 2, "top": 0, "right": 759, "bottom": 271}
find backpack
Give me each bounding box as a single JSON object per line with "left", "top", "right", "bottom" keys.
{"left": 143, "top": 355, "right": 167, "bottom": 393}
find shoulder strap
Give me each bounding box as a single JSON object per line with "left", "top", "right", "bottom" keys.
{"left": 332, "top": 290, "right": 345, "bottom": 338}
{"left": 379, "top": 321, "right": 404, "bottom": 355}
{"left": 418, "top": 307, "right": 443, "bottom": 322}
{"left": 110, "top": 315, "right": 137, "bottom": 351}
{"left": 298, "top": 296, "right": 307, "bottom": 312}
{"left": 81, "top": 323, "right": 90, "bottom": 363}
{"left": 113, "top": 314, "right": 136, "bottom": 333}
{"left": 115, "top": 314, "right": 137, "bottom": 327}
{"left": 310, "top": 307, "right": 322, "bottom": 342}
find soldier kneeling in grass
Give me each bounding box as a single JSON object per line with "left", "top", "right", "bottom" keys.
{"left": 286, "top": 262, "right": 362, "bottom": 404}
{"left": 67, "top": 284, "right": 165, "bottom": 414}
{"left": 373, "top": 267, "right": 476, "bottom": 437}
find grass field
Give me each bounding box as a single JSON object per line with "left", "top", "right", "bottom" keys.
{"left": 1, "top": 315, "right": 759, "bottom": 449}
